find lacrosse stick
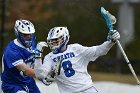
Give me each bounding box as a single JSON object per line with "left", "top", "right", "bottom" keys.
{"left": 45, "top": 59, "right": 62, "bottom": 82}
{"left": 50, "top": 59, "right": 62, "bottom": 79}
{"left": 55, "top": 59, "right": 62, "bottom": 76}
{"left": 100, "top": 7, "right": 140, "bottom": 85}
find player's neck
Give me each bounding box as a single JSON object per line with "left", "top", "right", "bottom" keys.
{"left": 60, "top": 45, "right": 67, "bottom": 52}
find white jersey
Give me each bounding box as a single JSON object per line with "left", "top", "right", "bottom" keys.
{"left": 43, "top": 41, "right": 113, "bottom": 93}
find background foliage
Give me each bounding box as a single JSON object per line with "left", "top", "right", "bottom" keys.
{"left": 0, "top": 0, "right": 140, "bottom": 74}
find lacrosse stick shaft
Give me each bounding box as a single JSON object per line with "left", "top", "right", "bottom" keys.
{"left": 100, "top": 7, "right": 140, "bottom": 85}
{"left": 116, "top": 40, "right": 140, "bottom": 85}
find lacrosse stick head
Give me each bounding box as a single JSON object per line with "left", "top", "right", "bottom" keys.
{"left": 100, "top": 7, "right": 116, "bottom": 32}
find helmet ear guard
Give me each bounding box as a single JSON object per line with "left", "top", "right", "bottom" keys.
{"left": 47, "top": 27, "right": 70, "bottom": 54}
{"left": 14, "top": 19, "right": 36, "bottom": 48}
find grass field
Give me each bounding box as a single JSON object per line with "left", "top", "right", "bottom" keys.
{"left": 89, "top": 72, "right": 140, "bottom": 84}
{"left": 1, "top": 72, "right": 140, "bottom": 93}
{"left": 36, "top": 72, "right": 140, "bottom": 93}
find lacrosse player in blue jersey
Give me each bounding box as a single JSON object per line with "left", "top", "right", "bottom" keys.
{"left": 1, "top": 19, "right": 47, "bottom": 93}
{"left": 35, "top": 27, "right": 120, "bottom": 93}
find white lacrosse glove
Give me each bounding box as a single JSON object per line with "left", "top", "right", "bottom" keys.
{"left": 39, "top": 78, "right": 53, "bottom": 86}
{"left": 107, "top": 30, "right": 120, "bottom": 42}
{"left": 43, "top": 59, "right": 62, "bottom": 82}
{"left": 47, "top": 72, "right": 56, "bottom": 81}
{"left": 51, "top": 59, "right": 62, "bottom": 78}
{"left": 39, "top": 71, "right": 57, "bottom": 86}
{"left": 33, "top": 41, "right": 48, "bottom": 58}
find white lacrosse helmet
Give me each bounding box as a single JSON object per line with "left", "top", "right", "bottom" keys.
{"left": 14, "top": 19, "right": 35, "bottom": 48}
{"left": 47, "top": 27, "right": 70, "bottom": 54}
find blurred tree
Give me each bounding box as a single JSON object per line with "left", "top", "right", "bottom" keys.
{"left": 0, "top": 0, "right": 140, "bottom": 73}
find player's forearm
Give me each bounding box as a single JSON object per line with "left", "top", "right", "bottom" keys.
{"left": 23, "top": 68, "right": 36, "bottom": 77}
{"left": 34, "top": 58, "right": 42, "bottom": 68}
{"left": 34, "top": 58, "right": 48, "bottom": 79}
{"left": 95, "top": 41, "right": 114, "bottom": 56}
{"left": 103, "top": 41, "right": 115, "bottom": 49}
{"left": 16, "top": 63, "right": 36, "bottom": 77}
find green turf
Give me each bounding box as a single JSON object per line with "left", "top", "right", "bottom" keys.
{"left": 89, "top": 72, "right": 140, "bottom": 84}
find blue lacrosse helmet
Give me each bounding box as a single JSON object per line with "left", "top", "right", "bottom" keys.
{"left": 47, "top": 27, "right": 70, "bottom": 54}
{"left": 14, "top": 19, "right": 36, "bottom": 48}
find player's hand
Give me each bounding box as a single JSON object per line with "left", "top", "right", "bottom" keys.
{"left": 107, "top": 30, "right": 120, "bottom": 42}
{"left": 36, "top": 41, "right": 48, "bottom": 52}
{"left": 33, "top": 41, "right": 48, "bottom": 58}
{"left": 45, "top": 69, "right": 57, "bottom": 82}
{"left": 40, "top": 73, "right": 56, "bottom": 86}
{"left": 39, "top": 78, "right": 53, "bottom": 86}
{"left": 52, "top": 59, "right": 62, "bottom": 77}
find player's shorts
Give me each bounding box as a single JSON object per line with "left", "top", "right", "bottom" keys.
{"left": 1, "top": 80, "right": 40, "bottom": 93}
{"left": 73, "top": 86, "right": 98, "bottom": 93}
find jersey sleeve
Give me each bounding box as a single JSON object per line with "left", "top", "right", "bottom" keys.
{"left": 4, "top": 49, "right": 24, "bottom": 68}
{"left": 84, "top": 41, "right": 114, "bottom": 61}
{"left": 35, "top": 54, "right": 53, "bottom": 79}
{"left": 43, "top": 55, "right": 54, "bottom": 73}
{"left": 74, "top": 41, "right": 113, "bottom": 62}
{"left": 71, "top": 43, "right": 89, "bottom": 56}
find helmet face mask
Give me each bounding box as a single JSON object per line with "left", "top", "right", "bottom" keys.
{"left": 14, "top": 19, "right": 35, "bottom": 48}
{"left": 48, "top": 36, "right": 64, "bottom": 49}
{"left": 47, "top": 27, "right": 69, "bottom": 54}
{"left": 18, "top": 32, "right": 35, "bottom": 48}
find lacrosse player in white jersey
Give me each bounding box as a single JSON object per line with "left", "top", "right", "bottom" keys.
{"left": 35, "top": 27, "right": 120, "bottom": 93}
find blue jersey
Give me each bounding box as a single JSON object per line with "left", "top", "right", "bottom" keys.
{"left": 1, "top": 39, "right": 35, "bottom": 85}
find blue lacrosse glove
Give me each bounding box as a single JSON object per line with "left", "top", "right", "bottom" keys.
{"left": 107, "top": 30, "right": 120, "bottom": 42}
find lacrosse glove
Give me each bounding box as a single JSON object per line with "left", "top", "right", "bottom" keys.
{"left": 33, "top": 41, "right": 48, "bottom": 58}
{"left": 107, "top": 30, "right": 120, "bottom": 42}
{"left": 40, "top": 71, "right": 57, "bottom": 86}
{"left": 39, "top": 78, "right": 53, "bottom": 86}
